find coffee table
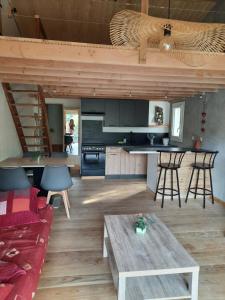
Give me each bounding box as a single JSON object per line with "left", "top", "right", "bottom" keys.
{"left": 103, "top": 214, "right": 199, "bottom": 300}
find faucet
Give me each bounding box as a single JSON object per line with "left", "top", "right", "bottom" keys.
{"left": 150, "top": 135, "right": 155, "bottom": 146}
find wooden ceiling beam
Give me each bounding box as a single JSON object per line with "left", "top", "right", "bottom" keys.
{"left": 42, "top": 85, "right": 215, "bottom": 93}
{"left": 44, "top": 92, "right": 192, "bottom": 101}
{"left": 0, "top": 76, "right": 222, "bottom": 92}
{"left": 44, "top": 93, "right": 184, "bottom": 101}
{"left": 0, "top": 37, "right": 225, "bottom": 71}
{"left": 1, "top": 57, "right": 225, "bottom": 79}
{"left": 44, "top": 90, "right": 196, "bottom": 97}
{"left": 0, "top": 73, "right": 225, "bottom": 87}
{"left": 2, "top": 66, "right": 225, "bottom": 83}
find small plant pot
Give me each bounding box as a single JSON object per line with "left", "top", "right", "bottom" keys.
{"left": 135, "top": 227, "right": 146, "bottom": 235}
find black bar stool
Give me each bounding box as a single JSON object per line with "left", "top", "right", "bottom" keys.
{"left": 185, "top": 150, "right": 218, "bottom": 208}
{"left": 154, "top": 150, "right": 186, "bottom": 208}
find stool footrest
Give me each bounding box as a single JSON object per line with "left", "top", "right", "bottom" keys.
{"left": 157, "top": 188, "right": 179, "bottom": 197}
{"left": 189, "top": 187, "right": 212, "bottom": 196}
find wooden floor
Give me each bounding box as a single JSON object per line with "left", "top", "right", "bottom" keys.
{"left": 35, "top": 179, "right": 225, "bottom": 300}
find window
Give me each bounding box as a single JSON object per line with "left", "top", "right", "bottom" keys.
{"left": 171, "top": 102, "right": 185, "bottom": 142}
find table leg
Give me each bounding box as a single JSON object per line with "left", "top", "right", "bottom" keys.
{"left": 189, "top": 270, "right": 199, "bottom": 300}
{"left": 103, "top": 223, "right": 108, "bottom": 257}
{"left": 118, "top": 276, "right": 126, "bottom": 300}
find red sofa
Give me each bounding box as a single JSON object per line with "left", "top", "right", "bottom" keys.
{"left": 0, "top": 204, "right": 53, "bottom": 300}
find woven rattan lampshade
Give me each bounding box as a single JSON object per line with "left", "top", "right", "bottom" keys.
{"left": 110, "top": 10, "right": 225, "bottom": 66}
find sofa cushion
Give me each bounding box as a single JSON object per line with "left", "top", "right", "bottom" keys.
{"left": 0, "top": 188, "right": 39, "bottom": 216}
{"left": 0, "top": 261, "right": 26, "bottom": 283}
{"left": 0, "top": 283, "right": 14, "bottom": 299}
{"left": 0, "top": 211, "right": 40, "bottom": 229}
{"left": 0, "top": 205, "right": 53, "bottom": 300}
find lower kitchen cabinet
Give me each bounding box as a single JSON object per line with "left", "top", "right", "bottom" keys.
{"left": 106, "top": 147, "right": 147, "bottom": 177}
{"left": 105, "top": 147, "right": 121, "bottom": 175}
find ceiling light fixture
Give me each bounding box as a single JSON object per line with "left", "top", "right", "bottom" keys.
{"left": 110, "top": 6, "right": 225, "bottom": 66}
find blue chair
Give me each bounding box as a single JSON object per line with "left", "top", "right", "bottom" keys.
{"left": 51, "top": 152, "right": 68, "bottom": 158}
{"left": 0, "top": 167, "right": 31, "bottom": 191}
{"left": 40, "top": 165, "right": 72, "bottom": 219}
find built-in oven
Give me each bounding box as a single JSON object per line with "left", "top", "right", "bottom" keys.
{"left": 81, "top": 144, "right": 105, "bottom": 176}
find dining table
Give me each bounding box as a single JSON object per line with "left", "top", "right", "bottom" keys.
{"left": 0, "top": 156, "right": 76, "bottom": 168}
{"left": 0, "top": 156, "right": 76, "bottom": 195}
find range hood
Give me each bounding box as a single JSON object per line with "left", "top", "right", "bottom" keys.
{"left": 81, "top": 112, "right": 105, "bottom": 121}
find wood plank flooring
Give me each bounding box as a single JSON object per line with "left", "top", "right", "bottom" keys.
{"left": 35, "top": 179, "right": 225, "bottom": 300}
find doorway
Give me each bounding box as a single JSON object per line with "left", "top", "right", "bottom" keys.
{"left": 64, "top": 109, "right": 80, "bottom": 156}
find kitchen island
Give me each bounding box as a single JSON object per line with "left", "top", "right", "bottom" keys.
{"left": 123, "top": 146, "right": 210, "bottom": 199}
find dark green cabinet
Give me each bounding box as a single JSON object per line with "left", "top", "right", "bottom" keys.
{"left": 104, "top": 100, "right": 120, "bottom": 126}
{"left": 119, "top": 100, "right": 135, "bottom": 127}
{"left": 82, "top": 98, "right": 149, "bottom": 127}
{"left": 81, "top": 99, "right": 105, "bottom": 113}
{"left": 134, "top": 100, "right": 149, "bottom": 127}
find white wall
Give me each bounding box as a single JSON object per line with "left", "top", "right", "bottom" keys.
{"left": 0, "top": 85, "right": 22, "bottom": 161}
{"left": 45, "top": 98, "right": 80, "bottom": 109}
{"left": 148, "top": 101, "right": 170, "bottom": 126}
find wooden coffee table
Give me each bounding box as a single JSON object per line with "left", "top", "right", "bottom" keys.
{"left": 103, "top": 214, "right": 199, "bottom": 300}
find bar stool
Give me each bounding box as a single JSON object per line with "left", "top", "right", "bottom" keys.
{"left": 154, "top": 150, "right": 186, "bottom": 208}
{"left": 185, "top": 150, "right": 218, "bottom": 208}
{"left": 40, "top": 165, "right": 73, "bottom": 219}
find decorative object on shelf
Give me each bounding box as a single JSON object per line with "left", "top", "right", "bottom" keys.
{"left": 110, "top": 7, "right": 225, "bottom": 66}
{"left": 134, "top": 215, "right": 155, "bottom": 235}
{"left": 154, "top": 106, "right": 163, "bottom": 125}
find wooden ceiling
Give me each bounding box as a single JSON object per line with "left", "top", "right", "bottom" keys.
{"left": 2, "top": 0, "right": 225, "bottom": 44}
{"left": 0, "top": 0, "right": 225, "bottom": 100}
{"left": 0, "top": 36, "right": 225, "bottom": 101}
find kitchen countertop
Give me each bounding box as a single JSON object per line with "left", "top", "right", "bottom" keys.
{"left": 123, "top": 145, "right": 195, "bottom": 154}
{"left": 105, "top": 143, "right": 172, "bottom": 148}
{"left": 105, "top": 144, "right": 212, "bottom": 153}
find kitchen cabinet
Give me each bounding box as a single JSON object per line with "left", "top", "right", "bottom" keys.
{"left": 82, "top": 99, "right": 149, "bottom": 127}
{"left": 135, "top": 154, "right": 147, "bottom": 174}
{"left": 105, "top": 147, "right": 121, "bottom": 175}
{"left": 119, "top": 100, "right": 135, "bottom": 127}
{"left": 134, "top": 100, "right": 149, "bottom": 127}
{"left": 104, "top": 101, "right": 120, "bottom": 126}
{"left": 81, "top": 99, "right": 105, "bottom": 113}
{"left": 106, "top": 147, "right": 147, "bottom": 176}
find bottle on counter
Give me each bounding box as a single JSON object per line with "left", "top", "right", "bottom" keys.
{"left": 194, "top": 137, "right": 202, "bottom": 150}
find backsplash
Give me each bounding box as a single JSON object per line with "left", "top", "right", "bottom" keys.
{"left": 82, "top": 120, "right": 168, "bottom": 145}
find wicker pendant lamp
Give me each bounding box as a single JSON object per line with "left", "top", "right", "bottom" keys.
{"left": 110, "top": 2, "right": 225, "bottom": 66}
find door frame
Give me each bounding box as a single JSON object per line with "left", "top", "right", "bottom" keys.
{"left": 63, "top": 108, "right": 81, "bottom": 155}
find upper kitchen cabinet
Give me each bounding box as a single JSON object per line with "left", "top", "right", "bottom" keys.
{"left": 82, "top": 98, "right": 149, "bottom": 127}
{"left": 81, "top": 99, "right": 105, "bottom": 113}
{"left": 119, "top": 100, "right": 149, "bottom": 127}
{"left": 104, "top": 100, "right": 120, "bottom": 127}
{"left": 134, "top": 100, "right": 149, "bottom": 127}
{"left": 119, "top": 100, "right": 135, "bottom": 127}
